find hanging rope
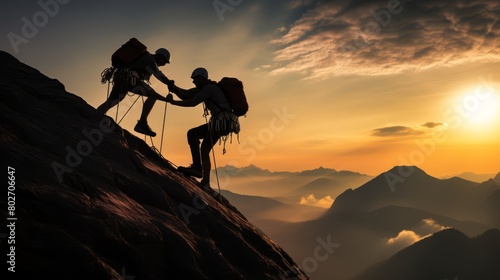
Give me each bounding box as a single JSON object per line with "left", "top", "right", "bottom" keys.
{"left": 148, "top": 135, "right": 156, "bottom": 152}
{"left": 115, "top": 101, "right": 120, "bottom": 123}
{"left": 100, "top": 67, "right": 116, "bottom": 87}
{"left": 117, "top": 95, "right": 141, "bottom": 125}
{"left": 160, "top": 99, "right": 168, "bottom": 154}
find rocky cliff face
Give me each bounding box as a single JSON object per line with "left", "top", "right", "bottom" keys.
{"left": 0, "top": 51, "right": 307, "bottom": 280}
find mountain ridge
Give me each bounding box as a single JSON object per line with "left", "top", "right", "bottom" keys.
{"left": 444, "top": 171, "right": 499, "bottom": 183}
{"left": 327, "top": 165, "right": 499, "bottom": 225}
{"left": 353, "top": 228, "right": 500, "bottom": 280}
{"left": 218, "top": 165, "right": 499, "bottom": 185}
{"left": 215, "top": 164, "right": 339, "bottom": 177}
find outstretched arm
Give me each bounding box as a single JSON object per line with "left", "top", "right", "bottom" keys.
{"left": 152, "top": 70, "right": 174, "bottom": 87}
{"left": 169, "top": 86, "right": 199, "bottom": 100}
{"left": 166, "top": 93, "right": 203, "bottom": 107}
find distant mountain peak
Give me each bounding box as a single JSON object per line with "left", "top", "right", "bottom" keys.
{"left": 326, "top": 165, "right": 497, "bottom": 220}
{"left": 295, "top": 166, "right": 337, "bottom": 177}
{"left": 354, "top": 228, "right": 500, "bottom": 280}
{"left": 385, "top": 165, "right": 429, "bottom": 177}
{"left": 424, "top": 227, "right": 469, "bottom": 241}
{"left": 216, "top": 164, "right": 277, "bottom": 177}
{"left": 246, "top": 163, "right": 260, "bottom": 169}
{"left": 308, "top": 166, "right": 337, "bottom": 172}
{"left": 314, "top": 166, "right": 336, "bottom": 171}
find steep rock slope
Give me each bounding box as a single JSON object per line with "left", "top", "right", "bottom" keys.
{"left": 0, "top": 51, "right": 307, "bottom": 280}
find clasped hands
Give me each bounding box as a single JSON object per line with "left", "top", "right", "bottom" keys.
{"left": 166, "top": 79, "right": 175, "bottom": 91}
{"left": 165, "top": 93, "right": 174, "bottom": 102}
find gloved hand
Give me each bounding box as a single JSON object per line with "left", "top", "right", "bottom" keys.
{"left": 166, "top": 79, "right": 175, "bottom": 91}
{"left": 165, "top": 93, "right": 174, "bottom": 102}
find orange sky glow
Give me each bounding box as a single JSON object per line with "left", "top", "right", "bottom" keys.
{"left": 1, "top": 1, "right": 499, "bottom": 178}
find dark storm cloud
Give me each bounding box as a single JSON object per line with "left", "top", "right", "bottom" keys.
{"left": 268, "top": 0, "right": 500, "bottom": 78}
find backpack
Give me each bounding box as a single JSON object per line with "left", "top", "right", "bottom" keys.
{"left": 111, "top": 38, "right": 148, "bottom": 68}
{"left": 217, "top": 77, "right": 248, "bottom": 117}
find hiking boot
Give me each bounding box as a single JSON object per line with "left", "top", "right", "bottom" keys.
{"left": 134, "top": 121, "right": 156, "bottom": 137}
{"left": 178, "top": 164, "right": 202, "bottom": 178}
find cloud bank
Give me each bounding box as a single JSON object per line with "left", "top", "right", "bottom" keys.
{"left": 269, "top": 0, "right": 500, "bottom": 78}
{"left": 386, "top": 218, "right": 448, "bottom": 248}
{"left": 299, "top": 194, "right": 334, "bottom": 208}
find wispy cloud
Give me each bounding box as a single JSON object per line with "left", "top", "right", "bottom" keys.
{"left": 420, "top": 121, "right": 447, "bottom": 129}
{"left": 371, "top": 125, "right": 424, "bottom": 137}
{"left": 371, "top": 121, "right": 448, "bottom": 138}
{"left": 269, "top": 0, "right": 500, "bottom": 79}
{"left": 419, "top": 218, "right": 447, "bottom": 235}
{"left": 253, "top": 64, "right": 272, "bottom": 71}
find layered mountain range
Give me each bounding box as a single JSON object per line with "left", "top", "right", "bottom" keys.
{"left": 221, "top": 166, "right": 500, "bottom": 280}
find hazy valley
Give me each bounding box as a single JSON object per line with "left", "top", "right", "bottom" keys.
{"left": 215, "top": 165, "right": 500, "bottom": 280}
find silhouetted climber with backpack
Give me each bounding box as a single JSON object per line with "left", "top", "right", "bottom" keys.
{"left": 166, "top": 67, "right": 240, "bottom": 188}
{"left": 98, "top": 38, "right": 175, "bottom": 137}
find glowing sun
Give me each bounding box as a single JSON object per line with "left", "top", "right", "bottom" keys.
{"left": 460, "top": 85, "right": 499, "bottom": 128}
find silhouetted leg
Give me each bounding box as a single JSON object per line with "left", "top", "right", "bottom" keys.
{"left": 133, "top": 83, "right": 167, "bottom": 123}
{"left": 140, "top": 96, "right": 156, "bottom": 123}
{"left": 132, "top": 84, "right": 166, "bottom": 136}
{"left": 97, "top": 99, "right": 120, "bottom": 114}
{"left": 200, "top": 128, "right": 220, "bottom": 184}
{"left": 187, "top": 124, "right": 207, "bottom": 169}
{"left": 97, "top": 82, "right": 126, "bottom": 114}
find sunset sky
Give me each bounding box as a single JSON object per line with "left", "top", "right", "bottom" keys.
{"left": 2, "top": 0, "right": 499, "bottom": 178}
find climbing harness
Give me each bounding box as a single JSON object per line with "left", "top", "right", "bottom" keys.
{"left": 209, "top": 111, "right": 240, "bottom": 155}
{"left": 205, "top": 99, "right": 241, "bottom": 155}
